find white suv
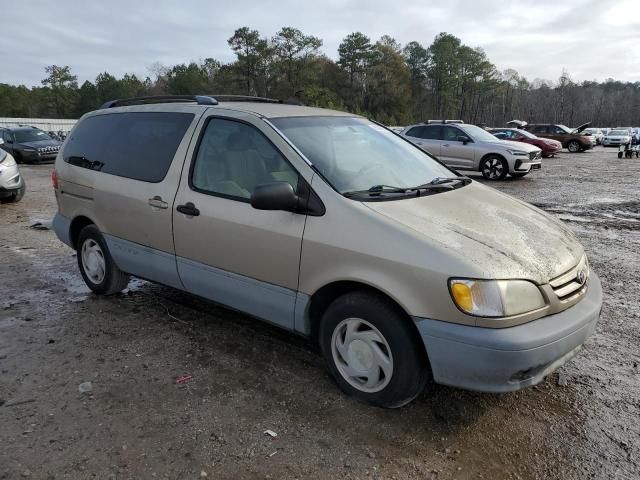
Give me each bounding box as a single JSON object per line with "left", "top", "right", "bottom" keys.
{"left": 400, "top": 122, "right": 542, "bottom": 180}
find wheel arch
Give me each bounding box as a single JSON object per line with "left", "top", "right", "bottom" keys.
{"left": 306, "top": 280, "right": 425, "bottom": 351}
{"left": 69, "top": 215, "right": 96, "bottom": 250}
{"left": 479, "top": 152, "right": 507, "bottom": 165}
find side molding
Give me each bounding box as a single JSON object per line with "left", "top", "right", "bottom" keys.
{"left": 294, "top": 292, "right": 311, "bottom": 335}
{"left": 104, "top": 234, "right": 184, "bottom": 290}
{"left": 176, "top": 256, "right": 297, "bottom": 330}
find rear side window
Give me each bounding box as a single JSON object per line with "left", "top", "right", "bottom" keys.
{"left": 531, "top": 125, "right": 548, "bottom": 134}
{"left": 64, "top": 112, "right": 194, "bottom": 182}
{"left": 405, "top": 126, "right": 424, "bottom": 138}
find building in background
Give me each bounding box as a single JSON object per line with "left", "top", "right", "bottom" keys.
{"left": 0, "top": 118, "right": 77, "bottom": 134}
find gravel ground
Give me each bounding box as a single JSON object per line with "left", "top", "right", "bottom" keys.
{"left": 0, "top": 147, "right": 638, "bottom": 480}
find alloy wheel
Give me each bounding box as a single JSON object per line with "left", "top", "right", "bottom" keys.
{"left": 482, "top": 158, "right": 505, "bottom": 179}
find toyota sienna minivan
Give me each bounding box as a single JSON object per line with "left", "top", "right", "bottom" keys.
{"left": 52, "top": 95, "right": 602, "bottom": 408}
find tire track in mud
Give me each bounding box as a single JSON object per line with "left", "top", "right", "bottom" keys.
{"left": 532, "top": 200, "right": 640, "bottom": 231}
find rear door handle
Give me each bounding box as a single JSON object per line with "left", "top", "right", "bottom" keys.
{"left": 176, "top": 202, "right": 200, "bottom": 217}
{"left": 148, "top": 196, "right": 168, "bottom": 209}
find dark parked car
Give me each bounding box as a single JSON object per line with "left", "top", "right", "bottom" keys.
{"left": 0, "top": 126, "right": 62, "bottom": 164}
{"left": 489, "top": 128, "right": 563, "bottom": 158}
{"left": 520, "top": 123, "right": 593, "bottom": 153}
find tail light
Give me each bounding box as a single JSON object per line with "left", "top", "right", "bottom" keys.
{"left": 51, "top": 168, "right": 59, "bottom": 190}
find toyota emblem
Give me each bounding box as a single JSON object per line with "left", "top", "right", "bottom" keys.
{"left": 577, "top": 268, "right": 587, "bottom": 285}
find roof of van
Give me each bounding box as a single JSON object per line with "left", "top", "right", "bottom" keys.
{"left": 215, "top": 102, "right": 355, "bottom": 118}
{"left": 94, "top": 100, "right": 356, "bottom": 119}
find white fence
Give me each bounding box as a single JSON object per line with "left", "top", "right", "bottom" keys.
{"left": 0, "top": 117, "right": 77, "bottom": 134}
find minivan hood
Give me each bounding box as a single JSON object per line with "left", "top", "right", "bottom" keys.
{"left": 364, "top": 182, "right": 583, "bottom": 284}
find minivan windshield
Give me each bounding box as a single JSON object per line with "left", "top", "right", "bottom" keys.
{"left": 609, "top": 130, "right": 628, "bottom": 135}
{"left": 270, "top": 116, "right": 455, "bottom": 195}
{"left": 14, "top": 129, "right": 52, "bottom": 143}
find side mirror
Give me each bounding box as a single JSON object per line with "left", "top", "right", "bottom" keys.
{"left": 0, "top": 138, "right": 4, "bottom": 146}
{"left": 251, "top": 182, "right": 299, "bottom": 212}
{"left": 457, "top": 135, "right": 470, "bottom": 144}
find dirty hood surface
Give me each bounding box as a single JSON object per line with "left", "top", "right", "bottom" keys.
{"left": 365, "top": 182, "right": 584, "bottom": 284}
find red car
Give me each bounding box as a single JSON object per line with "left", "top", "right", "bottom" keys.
{"left": 490, "top": 128, "right": 562, "bottom": 158}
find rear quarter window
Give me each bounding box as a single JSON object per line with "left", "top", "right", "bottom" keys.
{"left": 63, "top": 112, "right": 194, "bottom": 182}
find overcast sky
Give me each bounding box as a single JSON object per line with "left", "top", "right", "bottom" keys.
{"left": 4, "top": 0, "right": 639, "bottom": 87}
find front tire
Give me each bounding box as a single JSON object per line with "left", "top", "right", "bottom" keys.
{"left": 77, "top": 225, "right": 130, "bottom": 295}
{"left": 567, "top": 141, "right": 581, "bottom": 153}
{"left": 480, "top": 155, "right": 508, "bottom": 180}
{"left": 319, "top": 291, "right": 428, "bottom": 408}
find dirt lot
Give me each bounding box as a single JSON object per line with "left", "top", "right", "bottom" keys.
{"left": 1, "top": 147, "right": 639, "bottom": 480}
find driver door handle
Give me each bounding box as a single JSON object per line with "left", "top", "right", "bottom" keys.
{"left": 176, "top": 202, "right": 200, "bottom": 217}
{"left": 442, "top": 144, "right": 450, "bottom": 147}
{"left": 148, "top": 196, "right": 168, "bottom": 209}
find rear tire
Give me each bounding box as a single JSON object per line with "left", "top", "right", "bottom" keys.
{"left": 319, "top": 291, "right": 429, "bottom": 408}
{"left": 480, "top": 155, "right": 508, "bottom": 180}
{"left": 77, "top": 225, "right": 130, "bottom": 295}
{"left": 567, "top": 141, "right": 581, "bottom": 153}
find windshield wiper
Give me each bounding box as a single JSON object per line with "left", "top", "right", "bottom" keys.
{"left": 427, "top": 176, "right": 472, "bottom": 186}
{"left": 343, "top": 185, "right": 409, "bottom": 197}
{"left": 343, "top": 177, "right": 471, "bottom": 199}
{"left": 404, "top": 177, "right": 471, "bottom": 195}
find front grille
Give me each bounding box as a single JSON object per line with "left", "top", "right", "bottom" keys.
{"left": 37, "top": 146, "right": 59, "bottom": 153}
{"left": 550, "top": 256, "right": 589, "bottom": 302}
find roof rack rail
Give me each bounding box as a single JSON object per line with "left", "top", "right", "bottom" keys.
{"left": 100, "top": 95, "right": 218, "bottom": 109}
{"left": 424, "top": 119, "right": 464, "bottom": 124}
{"left": 213, "top": 95, "right": 280, "bottom": 103}
{"left": 212, "top": 95, "right": 304, "bottom": 106}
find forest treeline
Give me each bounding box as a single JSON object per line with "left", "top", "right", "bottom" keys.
{"left": 1, "top": 27, "right": 638, "bottom": 127}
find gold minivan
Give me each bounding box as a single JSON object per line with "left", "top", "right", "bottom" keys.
{"left": 52, "top": 95, "right": 602, "bottom": 407}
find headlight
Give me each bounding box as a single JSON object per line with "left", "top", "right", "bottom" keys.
{"left": 449, "top": 279, "right": 546, "bottom": 317}
{"left": 0, "top": 153, "right": 16, "bottom": 166}
{"left": 507, "top": 149, "right": 529, "bottom": 156}
{"left": 22, "top": 147, "right": 36, "bottom": 152}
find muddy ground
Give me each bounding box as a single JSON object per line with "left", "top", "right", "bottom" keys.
{"left": 1, "top": 147, "right": 638, "bottom": 480}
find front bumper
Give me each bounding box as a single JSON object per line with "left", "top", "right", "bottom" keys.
{"left": 20, "top": 150, "right": 57, "bottom": 163}
{"left": 414, "top": 273, "right": 602, "bottom": 393}
{"left": 513, "top": 158, "right": 542, "bottom": 172}
{"left": 0, "top": 164, "right": 24, "bottom": 197}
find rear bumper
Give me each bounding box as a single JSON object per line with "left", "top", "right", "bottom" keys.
{"left": 414, "top": 273, "right": 602, "bottom": 393}
{"left": 52, "top": 213, "right": 73, "bottom": 248}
